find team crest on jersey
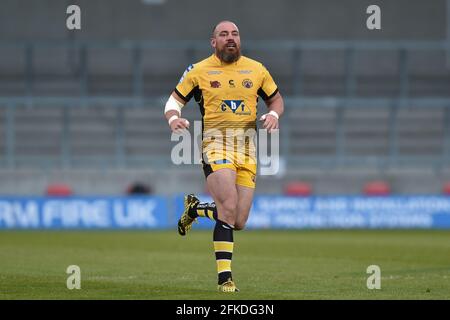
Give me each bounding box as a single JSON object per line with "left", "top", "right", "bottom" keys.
{"left": 218, "top": 100, "right": 251, "bottom": 115}
{"left": 210, "top": 80, "right": 221, "bottom": 88}
{"left": 242, "top": 79, "right": 253, "bottom": 88}
{"left": 178, "top": 64, "right": 194, "bottom": 83}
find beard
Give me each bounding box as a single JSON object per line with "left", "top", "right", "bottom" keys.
{"left": 217, "top": 46, "right": 241, "bottom": 63}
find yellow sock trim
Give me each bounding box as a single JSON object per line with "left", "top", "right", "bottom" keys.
{"left": 216, "top": 259, "right": 232, "bottom": 273}
{"left": 214, "top": 241, "right": 234, "bottom": 252}
{"left": 197, "top": 208, "right": 207, "bottom": 217}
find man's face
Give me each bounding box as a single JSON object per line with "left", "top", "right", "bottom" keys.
{"left": 211, "top": 22, "right": 241, "bottom": 63}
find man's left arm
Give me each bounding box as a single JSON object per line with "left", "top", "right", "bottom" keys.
{"left": 260, "top": 91, "right": 284, "bottom": 133}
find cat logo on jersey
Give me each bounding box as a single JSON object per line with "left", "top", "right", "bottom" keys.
{"left": 210, "top": 80, "right": 221, "bottom": 88}
{"left": 218, "top": 100, "right": 251, "bottom": 115}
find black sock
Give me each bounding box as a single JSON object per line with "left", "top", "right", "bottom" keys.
{"left": 189, "top": 202, "right": 218, "bottom": 221}
{"left": 213, "top": 220, "right": 234, "bottom": 285}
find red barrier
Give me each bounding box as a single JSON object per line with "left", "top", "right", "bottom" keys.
{"left": 363, "top": 180, "right": 391, "bottom": 196}
{"left": 284, "top": 181, "right": 312, "bottom": 196}
{"left": 46, "top": 183, "right": 73, "bottom": 196}
{"left": 442, "top": 182, "right": 450, "bottom": 195}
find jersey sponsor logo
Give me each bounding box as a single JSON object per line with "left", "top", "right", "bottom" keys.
{"left": 238, "top": 70, "right": 252, "bottom": 74}
{"left": 219, "top": 100, "right": 251, "bottom": 115}
{"left": 210, "top": 80, "right": 221, "bottom": 88}
{"left": 229, "top": 80, "right": 235, "bottom": 88}
{"left": 178, "top": 64, "right": 194, "bottom": 83}
{"left": 242, "top": 79, "right": 253, "bottom": 88}
{"left": 207, "top": 70, "right": 222, "bottom": 75}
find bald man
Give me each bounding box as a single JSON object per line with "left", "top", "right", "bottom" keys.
{"left": 164, "top": 21, "right": 284, "bottom": 293}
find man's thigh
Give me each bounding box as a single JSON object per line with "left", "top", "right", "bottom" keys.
{"left": 206, "top": 168, "right": 238, "bottom": 221}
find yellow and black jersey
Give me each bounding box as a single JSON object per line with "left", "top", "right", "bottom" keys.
{"left": 174, "top": 54, "right": 278, "bottom": 137}
{"left": 174, "top": 54, "right": 278, "bottom": 187}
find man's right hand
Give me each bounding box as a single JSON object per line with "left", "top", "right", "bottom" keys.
{"left": 169, "top": 118, "right": 190, "bottom": 133}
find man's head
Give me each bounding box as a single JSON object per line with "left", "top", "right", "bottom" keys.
{"left": 211, "top": 21, "right": 241, "bottom": 64}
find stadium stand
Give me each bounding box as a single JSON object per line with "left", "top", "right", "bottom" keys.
{"left": 0, "top": 0, "right": 449, "bottom": 196}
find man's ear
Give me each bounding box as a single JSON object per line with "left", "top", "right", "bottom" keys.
{"left": 210, "top": 38, "right": 216, "bottom": 49}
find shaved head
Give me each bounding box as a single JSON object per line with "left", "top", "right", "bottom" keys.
{"left": 212, "top": 20, "right": 239, "bottom": 37}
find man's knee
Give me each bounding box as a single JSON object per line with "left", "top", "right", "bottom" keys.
{"left": 234, "top": 213, "right": 249, "bottom": 231}
{"left": 234, "top": 222, "right": 246, "bottom": 231}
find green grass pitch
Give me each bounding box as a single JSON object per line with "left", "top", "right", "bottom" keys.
{"left": 0, "top": 230, "right": 449, "bottom": 299}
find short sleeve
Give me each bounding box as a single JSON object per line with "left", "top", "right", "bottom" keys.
{"left": 257, "top": 65, "right": 279, "bottom": 101}
{"left": 174, "top": 64, "right": 197, "bottom": 102}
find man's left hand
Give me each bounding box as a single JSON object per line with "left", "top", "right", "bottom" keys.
{"left": 260, "top": 112, "right": 279, "bottom": 133}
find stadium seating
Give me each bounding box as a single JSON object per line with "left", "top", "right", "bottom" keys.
{"left": 46, "top": 183, "right": 73, "bottom": 196}
{"left": 284, "top": 181, "right": 313, "bottom": 196}
{"left": 0, "top": 101, "right": 448, "bottom": 195}
{"left": 442, "top": 182, "right": 450, "bottom": 195}
{"left": 363, "top": 181, "right": 391, "bottom": 196}
{"left": 1, "top": 1, "right": 449, "bottom": 195}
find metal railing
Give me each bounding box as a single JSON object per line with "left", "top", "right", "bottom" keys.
{"left": 0, "top": 96, "right": 450, "bottom": 170}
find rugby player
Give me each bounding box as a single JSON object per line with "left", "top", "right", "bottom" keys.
{"left": 164, "top": 21, "right": 284, "bottom": 293}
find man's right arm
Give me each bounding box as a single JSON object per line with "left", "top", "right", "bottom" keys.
{"left": 164, "top": 92, "right": 190, "bottom": 132}
{"left": 165, "top": 63, "right": 197, "bottom": 132}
